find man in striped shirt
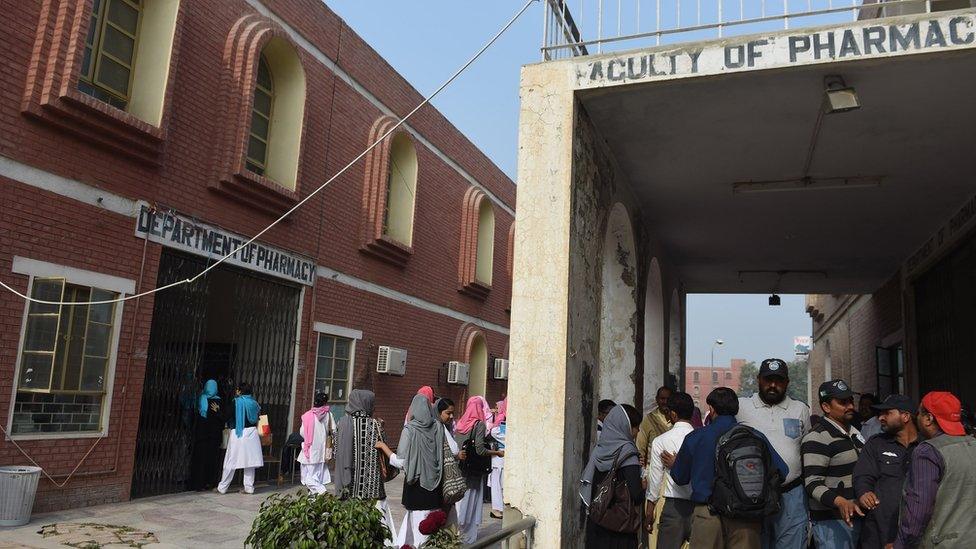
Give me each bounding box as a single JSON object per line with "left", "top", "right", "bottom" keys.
{"left": 801, "top": 380, "right": 866, "bottom": 548}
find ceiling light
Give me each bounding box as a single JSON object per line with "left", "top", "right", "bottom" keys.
{"left": 824, "top": 75, "right": 860, "bottom": 114}
{"left": 769, "top": 294, "right": 781, "bottom": 306}
{"left": 732, "top": 176, "right": 883, "bottom": 194}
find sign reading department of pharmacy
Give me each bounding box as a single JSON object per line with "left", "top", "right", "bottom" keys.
{"left": 135, "top": 203, "right": 316, "bottom": 286}
{"left": 575, "top": 12, "right": 975, "bottom": 88}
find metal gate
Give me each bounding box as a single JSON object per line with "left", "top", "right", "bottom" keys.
{"left": 914, "top": 230, "right": 976, "bottom": 408}
{"left": 131, "top": 251, "right": 210, "bottom": 498}
{"left": 131, "top": 250, "right": 301, "bottom": 498}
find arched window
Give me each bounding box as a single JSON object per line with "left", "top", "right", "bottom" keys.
{"left": 468, "top": 333, "right": 489, "bottom": 398}
{"left": 382, "top": 133, "right": 418, "bottom": 246}
{"left": 246, "top": 54, "right": 274, "bottom": 175}
{"left": 693, "top": 371, "right": 700, "bottom": 382}
{"left": 475, "top": 200, "right": 495, "bottom": 285}
{"left": 243, "top": 38, "right": 306, "bottom": 190}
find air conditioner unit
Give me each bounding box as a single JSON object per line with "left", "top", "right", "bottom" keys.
{"left": 376, "top": 346, "right": 407, "bottom": 376}
{"left": 493, "top": 359, "right": 510, "bottom": 380}
{"left": 447, "top": 361, "right": 470, "bottom": 385}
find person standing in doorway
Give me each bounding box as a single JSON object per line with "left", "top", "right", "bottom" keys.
{"left": 736, "top": 358, "right": 811, "bottom": 549}
{"left": 597, "top": 399, "right": 617, "bottom": 440}
{"left": 376, "top": 393, "right": 445, "bottom": 547}
{"left": 489, "top": 398, "right": 507, "bottom": 519}
{"left": 335, "top": 389, "right": 397, "bottom": 543}
{"left": 852, "top": 394, "right": 919, "bottom": 549}
{"left": 297, "top": 391, "right": 335, "bottom": 495}
{"left": 189, "top": 379, "right": 224, "bottom": 491}
{"left": 637, "top": 387, "right": 673, "bottom": 464}
{"left": 581, "top": 404, "right": 645, "bottom": 548}
{"left": 802, "top": 380, "right": 865, "bottom": 548}
{"left": 453, "top": 395, "right": 504, "bottom": 544}
{"left": 217, "top": 382, "right": 264, "bottom": 495}
{"left": 646, "top": 391, "right": 696, "bottom": 549}
{"left": 671, "top": 387, "right": 788, "bottom": 549}
{"left": 894, "top": 391, "right": 976, "bottom": 549}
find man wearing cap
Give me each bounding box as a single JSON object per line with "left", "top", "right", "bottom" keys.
{"left": 894, "top": 391, "right": 976, "bottom": 549}
{"left": 852, "top": 395, "right": 919, "bottom": 549}
{"left": 802, "top": 379, "right": 866, "bottom": 548}
{"left": 736, "top": 358, "right": 811, "bottom": 549}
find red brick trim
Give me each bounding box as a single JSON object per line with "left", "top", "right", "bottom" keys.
{"left": 458, "top": 187, "right": 491, "bottom": 300}
{"left": 454, "top": 323, "right": 488, "bottom": 363}
{"left": 359, "top": 116, "right": 414, "bottom": 267}
{"left": 20, "top": 0, "right": 185, "bottom": 165}
{"left": 506, "top": 222, "right": 515, "bottom": 278}
{"left": 210, "top": 14, "right": 306, "bottom": 216}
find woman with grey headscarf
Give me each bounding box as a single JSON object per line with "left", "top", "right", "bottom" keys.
{"left": 580, "top": 403, "right": 644, "bottom": 548}
{"left": 376, "top": 393, "right": 445, "bottom": 547}
{"left": 334, "top": 389, "right": 396, "bottom": 543}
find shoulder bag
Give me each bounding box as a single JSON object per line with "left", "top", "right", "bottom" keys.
{"left": 441, "top": 439, "right": 467, "bottom": 505}
{"left": 587, "top": 448, "right": 642, "bottom": 534}
{"left": 459, "top": 421, "right": 492, "bottom": 476}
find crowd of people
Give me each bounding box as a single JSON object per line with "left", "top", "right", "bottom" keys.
{"left": 582, "top": 358, "right": 976, "bottom": 549}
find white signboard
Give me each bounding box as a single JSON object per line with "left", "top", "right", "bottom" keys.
{"left": 794, "top": 336, "right": 813, "bottom": 359}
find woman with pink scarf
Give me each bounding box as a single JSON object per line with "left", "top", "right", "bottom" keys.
{"left": 453, "top": 395, "right": 505, "bottom": 543}
{"left": 403, "top": 386, "right": 435, "bottom": 425}
{"left": 296, "top": 391, "right": 336, "bottom": 495}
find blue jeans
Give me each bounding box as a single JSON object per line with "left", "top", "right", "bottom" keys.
{"left": 762, "top": 484, "right": 808, "bottom": 549}
{"left": 811, "top": 518, "right": 861, "bottom": 549}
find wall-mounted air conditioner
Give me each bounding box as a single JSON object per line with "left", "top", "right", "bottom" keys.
{"left": 447, "top": 361, "right": 470, "bottom": 385}
{"left": 493, "top": 359, "right": 510, "bottom": 380}
{"left": 376, "top": 346, "right": 407, "bottom": 376}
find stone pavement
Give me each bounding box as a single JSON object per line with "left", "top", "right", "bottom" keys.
{"left": 0, "top": 478, "right": 502, "bottom": 548}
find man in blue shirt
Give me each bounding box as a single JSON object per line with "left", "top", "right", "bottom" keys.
{"left": 671, "top": 387, "right": 788, "bottom": 549}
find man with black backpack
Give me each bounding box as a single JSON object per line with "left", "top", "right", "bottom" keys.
{"left": 671, "top": 387, "right": 788, "bottom": 549}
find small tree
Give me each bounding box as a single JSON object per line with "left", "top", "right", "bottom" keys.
{"left": 246, "top": 491, "right": 390, "bottom": 548}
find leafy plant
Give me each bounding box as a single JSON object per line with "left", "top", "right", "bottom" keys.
{"left": 421, "top": 525, "right": 462, "bottom": 549}
{"left": 246, "top": 490, "right": 390, "bottom": 548}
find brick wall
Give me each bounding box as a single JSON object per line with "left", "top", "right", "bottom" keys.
{"left": 0, "top": 0, "right": 512, "bottom": 511}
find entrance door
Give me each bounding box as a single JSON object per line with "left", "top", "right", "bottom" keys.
{"left": 131, "top": 250, "right": 301, "bottom": 498}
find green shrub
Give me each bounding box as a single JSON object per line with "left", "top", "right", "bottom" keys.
{"left": 246, "top": 490, "right": 390, "bottom": 548}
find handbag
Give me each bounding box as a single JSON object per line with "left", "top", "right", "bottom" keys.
{"left": 587, "top": 448, "right": 641, "bottom": 534}
{"left": 441, "top": 439, "right": 467, "bottom": 505}
{"left": 258, "top": 414, "right": 272, "bottom": 447}
{"left": 459, "top": 421, "right": 492, "bottom": 476}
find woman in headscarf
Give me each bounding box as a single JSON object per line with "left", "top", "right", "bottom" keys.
{"left": 217, "top": 382, "right": 264, "bottom": 495}
{"left": 453, "top": 395, "right": 504, "bottom": 544}
{"left": 403, "top": 385, "right": 435, "bottom": 425}
{"left": 488, "top": 397, "right": 507, "bottom": 519}
{"left": 376, "top": 393, "right": 444, "bottom": 547}
{"left": 189, "top": 379, "right": 224, "bottom": 491}
{"left": 334, "top": 389, "right": 397, "bottom": 543}
{"left": 580, "top": 403, "right": 644, "bottom": 548}
{"left": 296, "top": 391, "right": 336, "bottom": 495}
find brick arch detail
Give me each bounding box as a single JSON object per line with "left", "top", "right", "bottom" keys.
{"left": 458, "top": 187, "right": 491, "bottom": 299}
{"left": 454, "top": 323, "right": 488, "bottom": 363}
{"left": 210, "top": 14, "right": 306, "bottom": 215}
{"left": 360, "top": 115, "right": 414, "bottom": 266}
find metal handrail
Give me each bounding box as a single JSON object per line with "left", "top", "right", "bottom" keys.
{"left": 464, "top": 516, "right": 537, "bottom": 548}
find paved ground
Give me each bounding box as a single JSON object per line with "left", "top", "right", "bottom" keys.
{"left": 0, "top": 478, "right": 502, "bottom": 548}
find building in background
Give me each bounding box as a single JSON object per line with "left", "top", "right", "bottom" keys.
{"left": 685, "top": 359, "right": 746, "bottom": 408}
{"left": 0, "top": 0, "right": 512, "bottom": 511}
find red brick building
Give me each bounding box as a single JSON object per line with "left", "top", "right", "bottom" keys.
{"left": 0, "top": 0, "right": 513, "bottom": 510}
{"left": 684, "top": 359, "right": 746, "bottom": 408}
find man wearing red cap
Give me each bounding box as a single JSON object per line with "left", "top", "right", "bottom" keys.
{"left": 893, "top": 391, "right": 976, "bottom": 549}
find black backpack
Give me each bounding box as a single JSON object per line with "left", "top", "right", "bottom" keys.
{"left": 709, "top": 424, "right": 782, "bottom": 520}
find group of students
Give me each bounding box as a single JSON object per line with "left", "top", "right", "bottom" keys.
{"left": 582, "top": 358, "right": 976, "bottom": 549}
{"left": 295, "top": 386, "right": 508, "bottom": 547}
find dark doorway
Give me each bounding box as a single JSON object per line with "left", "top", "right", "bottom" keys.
{"left": 131, "top": 250, "right": 301, "bottom": 498}
{"left": 914, "top": 230, "right": 976, "bottom": 411}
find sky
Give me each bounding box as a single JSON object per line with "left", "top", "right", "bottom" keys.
{"left": 326, "top": 2, "right": 814, "bottom": 367}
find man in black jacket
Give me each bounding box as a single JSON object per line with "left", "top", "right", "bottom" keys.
{"left": 852, "top": 395, "right": 919, "bottom": 549}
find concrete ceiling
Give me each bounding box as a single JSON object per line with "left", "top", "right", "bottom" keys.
{"left": 579, "top": 50, "right": 976, "bottom": 294}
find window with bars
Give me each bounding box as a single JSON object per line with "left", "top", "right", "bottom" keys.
{"left": 314, "top": 334, "right": 352, "bottom": 404}
{"left": 246, "top": 55, "right": 274, "bottom": 176}
{"left": 78, "top": 0, "right": 141, "bottom": 110}
{"left": 712, "top": 371, "right": 718, "bottom": 383}
{"left": 12, "top": 279, "right": 119, "bottom": 434}
{"left": 876, "top": 345, "right": 905, "bottom": 400}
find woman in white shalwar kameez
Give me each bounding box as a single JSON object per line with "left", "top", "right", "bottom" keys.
{"left": 376, "top": 394, "right": 445, "bottom": 547}
{"left": 297, "top": 391, "right": 335, "bottom": 494}
{"left": 453, "top": 396, "right": 505, "bottom": 544}
{"left": 217, "top": 383, "right": 264, "bottom": 494}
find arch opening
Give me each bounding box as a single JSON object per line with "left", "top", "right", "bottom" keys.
{"left": 598, "top": 203, "right": 639, "bottom": 405}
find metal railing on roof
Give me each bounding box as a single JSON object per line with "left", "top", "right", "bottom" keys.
{"left": 542, "top": 0, "right": 944, "bottom": 60}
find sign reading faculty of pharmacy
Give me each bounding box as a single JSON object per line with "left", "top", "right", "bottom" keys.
{"left": 135, "top": 203, "right": 316, "bottom": 286}
{"left": 576, "top": 13, "right": 975, "bottom": 88}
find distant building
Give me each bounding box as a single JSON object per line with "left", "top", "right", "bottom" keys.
{"left": 684, "top": 359, "right": 746, "bottom": 408}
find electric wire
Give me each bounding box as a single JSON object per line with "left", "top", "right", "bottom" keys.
{"left": 0, "top": 0, "right": 537, "bottom": 308}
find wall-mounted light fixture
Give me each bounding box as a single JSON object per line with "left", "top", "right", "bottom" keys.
{"left": 823, "top": 75, "right": 860, "bottom": 114}
{"left": 769, "top": 294, "right": 781, "bottom": 306}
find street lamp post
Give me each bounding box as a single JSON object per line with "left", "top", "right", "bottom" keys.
{"left": 710, "top": 339, "right": 725, "bottom": 389}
